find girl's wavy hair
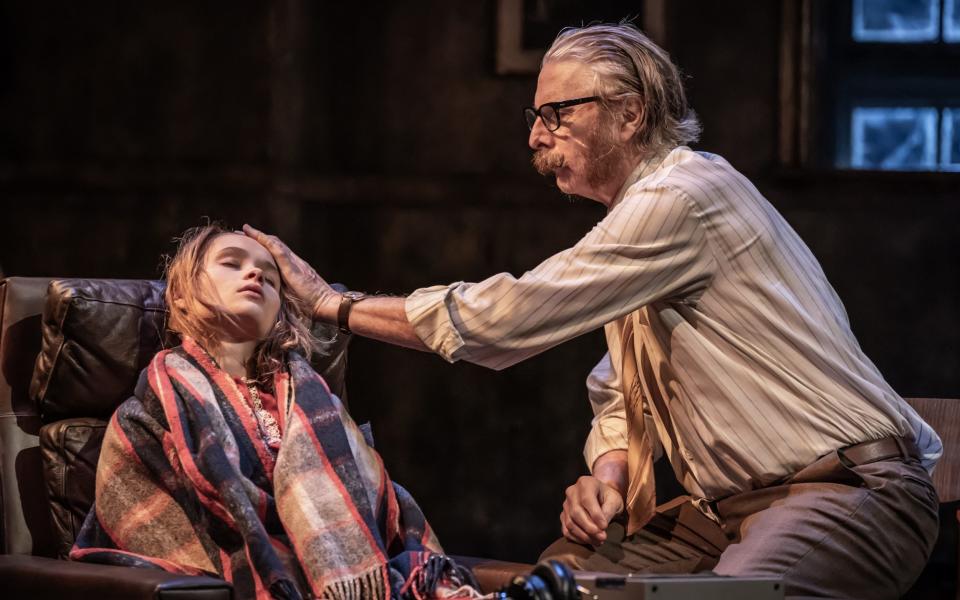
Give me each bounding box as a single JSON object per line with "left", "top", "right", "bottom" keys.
{"left": 163, "top": 224, "right": 319, "bottom": 385}
{"left": 543, "top": 22, "right": 701, "bottom": 156}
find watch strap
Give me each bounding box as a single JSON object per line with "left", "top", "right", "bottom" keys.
{"left": 337, "top": 292, "right": 366, "bottom": 334}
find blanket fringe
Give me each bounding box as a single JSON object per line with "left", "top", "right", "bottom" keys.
{"left": 321, "top": 565, "right": 388, "bottom": 600}
{"left": 401, "top": 554, "right": 482, "bottom": 600}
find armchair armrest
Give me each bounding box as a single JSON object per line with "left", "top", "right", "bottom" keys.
{"left": 450, "top": 555, "right": 534, "bottom": 593}
{"left": 0, "top": 555, "right": 232, "bottom": 599}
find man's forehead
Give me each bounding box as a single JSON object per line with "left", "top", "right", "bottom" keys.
{"left": 534, "top": 61, "right": 595, "bottom": 104}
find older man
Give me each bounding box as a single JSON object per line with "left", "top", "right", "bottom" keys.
{"left": 246, "top": 23, "right": 940, "bottom": 598}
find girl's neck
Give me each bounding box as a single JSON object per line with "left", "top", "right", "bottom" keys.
{"left": 212, "top": 339, "right": 258, "bottom": 379}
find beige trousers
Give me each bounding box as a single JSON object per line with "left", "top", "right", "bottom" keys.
{"left": 540, "top": 456, "right": 938, "bottom": 599}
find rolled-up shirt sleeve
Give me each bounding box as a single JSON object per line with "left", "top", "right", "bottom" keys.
{"left": 404, "top": 183, "right": 716, "bottom": 371}
{"left": 582, "top": 350, "right": 662, "bottom": 471}
{"left": 405, "top": 283, "right": 469, "bottom": 362}
{"left": 583, "top": 352, "right": 629, "bottom": 469}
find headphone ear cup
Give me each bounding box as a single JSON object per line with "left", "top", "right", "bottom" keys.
{"left": 531, "top": 560, "right": 577, "bottom": 600}
{"left": 505, "top": 573, "right": 554, "bottom": 600}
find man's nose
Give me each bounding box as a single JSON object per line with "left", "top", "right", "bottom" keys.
{"left": 528, "top": 116, "right": 551, "bottom": 150}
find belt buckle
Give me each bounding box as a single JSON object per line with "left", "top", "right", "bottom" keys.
{"left": 836, "top": 444, "right": 856, "bottom": 468}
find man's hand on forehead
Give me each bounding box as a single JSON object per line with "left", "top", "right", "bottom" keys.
{"left": 242, "top": 224, "right": 340, "bottom": 320}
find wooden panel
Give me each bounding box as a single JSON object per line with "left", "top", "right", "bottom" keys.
{"left": 905, "top": 397, "right": 960, "bottom": 503}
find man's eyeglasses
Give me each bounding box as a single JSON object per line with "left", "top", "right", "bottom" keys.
{"left": 523, "top": 96, "right": 599, "bottom": 132}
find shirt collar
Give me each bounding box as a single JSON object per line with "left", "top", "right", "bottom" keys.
{"left": 607, "top": 148, "right": 672, "bottom": 211}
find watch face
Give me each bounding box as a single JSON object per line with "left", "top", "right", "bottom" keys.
{"left": 344, "top": 291, "right": 366, "bottom": 301}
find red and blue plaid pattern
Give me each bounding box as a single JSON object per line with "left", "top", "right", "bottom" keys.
{"left": 70, "top": 338, "right": 475, "bottom": 599}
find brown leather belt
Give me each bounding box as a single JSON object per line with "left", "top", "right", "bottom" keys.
{"left": 704, "top": 435, "right": 921, "bottom": 523}
{"left": 838, "top": 436, "right": 920, "bottom": 467}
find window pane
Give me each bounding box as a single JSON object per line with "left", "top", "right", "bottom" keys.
{"left": 852, "top": 0, "right": 940, "bottom": 42}
{"left": 942, "top": 109, "right": 960, "bottom": 171}
{"left": 851, "top": 107, "right": 938, "bottom": 170}
{"left": 945, "top": 0, "right": 960, "bottom": 42}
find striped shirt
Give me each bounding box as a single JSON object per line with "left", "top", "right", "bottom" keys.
{"left": 405, "top": 146, "right": 941, "bottom": 501}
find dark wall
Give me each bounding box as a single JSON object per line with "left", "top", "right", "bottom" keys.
{"left": 1, "top": 1, "right": 957, "bottom": 564}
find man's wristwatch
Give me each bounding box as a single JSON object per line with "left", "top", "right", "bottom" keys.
{"left": 337, "top": 291, "right": 367, "bottom": 335}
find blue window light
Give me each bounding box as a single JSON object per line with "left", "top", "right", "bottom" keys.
{"left": 941, "top": 108, "right": 960, "bottom": 170}
{"left": 945, "top": 0, "right": 960, "bottom": 41}
{"left": 851, "top": 107, "right": 938, "bottom": 170}
{"left": 852, "top": 0, "right": 940, "bottom": 41}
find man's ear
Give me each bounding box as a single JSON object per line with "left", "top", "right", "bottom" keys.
{"left": 618, "top": 97, "right": 645, "bottom": 143}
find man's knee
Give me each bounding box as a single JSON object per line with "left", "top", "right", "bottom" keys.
{"left": 540, "top": 517, "right": 717, "bottom": 576}
{"left": 538, "top": 536, "right": 594, "bottom": 570}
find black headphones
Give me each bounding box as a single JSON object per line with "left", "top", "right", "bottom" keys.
{"left": 499, "top": 560, "right": 579, "bottom": 600}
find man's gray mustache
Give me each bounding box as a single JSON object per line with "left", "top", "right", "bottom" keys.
{"left": 532, "top": 151, "right": 565, "bottom": 175}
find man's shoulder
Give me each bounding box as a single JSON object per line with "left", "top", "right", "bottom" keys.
{"left": 658, "top": 148, "right": 739, "bottom": 188}
{"left": 627, "top": 147, "right": 751, "bottom": 206}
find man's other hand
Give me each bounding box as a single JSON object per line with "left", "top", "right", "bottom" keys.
{"left": 242, "top": 224, "right": 340, "bottom": 321}
{"left": 560, "top": 475, "right": 625, "bottom": 546}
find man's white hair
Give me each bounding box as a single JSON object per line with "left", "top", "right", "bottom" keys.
{"left": 543, "top": 22, "right": 701, "bottom": 155}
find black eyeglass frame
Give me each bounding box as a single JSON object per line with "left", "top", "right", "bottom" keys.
{"left": 523, "top": 96, "right": 600, "bottom": 132}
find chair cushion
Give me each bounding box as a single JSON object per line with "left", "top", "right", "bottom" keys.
{"left": 39, "top": 418, "right": 107, "bottom": 558}
{"left": 310, "top": 314, "right": 351, "bottom": 405}
{"left": 30, "top": 279, "right": 169, "bottom": 422}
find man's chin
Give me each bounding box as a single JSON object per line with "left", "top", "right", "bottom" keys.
{"left": 537, "top": 167, "right": 589, "bottom": 199}
{"left": 554, "top": 176, "right": 601, "bottom": 203}
{"left": 553, "top": 170, "right": 575, "bottom": 193}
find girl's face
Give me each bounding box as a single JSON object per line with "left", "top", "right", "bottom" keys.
{"left": 200, "top": 233, "right": 282, "bottom": 341}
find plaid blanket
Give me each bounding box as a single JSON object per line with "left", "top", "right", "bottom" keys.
{"left": 71, "top": 338, "right": 476, "bottom": 599}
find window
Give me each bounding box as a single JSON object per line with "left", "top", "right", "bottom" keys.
{"left": 942, "top": 108, "right": 960, "bottom": 169}
{"left": 852, "top": 0, "right": 941, "bottom": 42}
{"left": 780, "top": 0, "right": 960, "bottom": 172}
{"left": 851, "top": 107, "right": 938, "bottom": 169}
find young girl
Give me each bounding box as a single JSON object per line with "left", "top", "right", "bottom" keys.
{"left": 70, "top": 225, "right": 477, "bottom": 600}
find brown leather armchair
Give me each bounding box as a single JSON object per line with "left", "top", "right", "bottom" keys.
{"left": 0, "top": 276, "right": 530, "bottom": 599}
{"left": 0, "top": 276, "right": 347, "bottom": 599}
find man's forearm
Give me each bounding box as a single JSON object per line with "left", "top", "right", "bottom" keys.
{"left": 316, "top": 295, "right": 430, "bottom": 352}
{"left": 592, "top": 449, "right": 629, "bottom": 499}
